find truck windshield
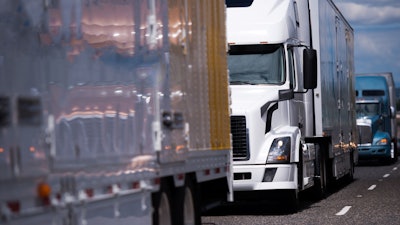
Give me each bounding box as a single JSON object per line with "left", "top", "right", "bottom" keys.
{"left": 356, "top": 103, "right": 380, "bottom": 117}
{"left": 228, "top": 44, "right": 284, "bottom": 85}
{"left": 225, "top": 0, "right": 254, "bottom": 7}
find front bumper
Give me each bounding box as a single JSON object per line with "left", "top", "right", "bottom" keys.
{"left": 232, "top": 164, "right": 297, "bottom": 191}
{"left": 358, "top": 144, "right": 392, "bottom": 159}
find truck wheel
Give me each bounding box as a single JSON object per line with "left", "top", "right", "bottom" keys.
{"left": 172, "top": 177, "right": 201, "bottom": 225}
{"left": 312, "top": 175, "right": 326, "bottom": 200}
{"left": 287, "top": 189, "right": 299, "bottom": 213}
{"left": 152, "top": 182, "right": 172, "bottom": 225}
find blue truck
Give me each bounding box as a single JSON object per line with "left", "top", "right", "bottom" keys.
{"left": 356, "top": 73, "right": 398, "bottom": 163}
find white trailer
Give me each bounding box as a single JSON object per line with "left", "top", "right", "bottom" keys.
{"left": 0, "top": 1, "right": 232, "bottom": 224}
{"left": 226, "top": 0, "right": 357, "bottom": 210}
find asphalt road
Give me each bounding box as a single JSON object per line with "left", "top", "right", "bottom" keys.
{"left": 202, "top": 158, "right": 400, "bottom": 225}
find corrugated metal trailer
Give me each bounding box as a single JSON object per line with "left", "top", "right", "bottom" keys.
{"left": 310, "top": 0, "right": 358, "bottom": 178}
{"left": 0, "top": 0, "right": 232, "bottom": 224}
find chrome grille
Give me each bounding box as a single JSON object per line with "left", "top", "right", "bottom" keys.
{"left": 230, "top": 116, "right": 249, "bottom": 160}
{"left": 358, "top": 124, "right": 372, "bottom": 144}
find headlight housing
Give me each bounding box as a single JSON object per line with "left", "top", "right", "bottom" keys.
{"left": 376, "top": 138, "right": 389, "bottom": 145}
{"left": 267, "top": 137, "right": 291, "bottom": 163}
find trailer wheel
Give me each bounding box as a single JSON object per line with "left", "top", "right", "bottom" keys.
{"left": 152, "top": 182, "right": 172, "bottom": 225}
{"left": 173, "top": 177, "right": 201, "bottom": 225}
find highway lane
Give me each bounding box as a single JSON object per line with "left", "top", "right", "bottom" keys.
{"left": 202, "top": 158, "right": 400, "bottom": 225}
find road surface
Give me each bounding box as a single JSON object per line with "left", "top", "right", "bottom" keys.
{"left": 203, "top": 158, "right": 400, "bottom": 225}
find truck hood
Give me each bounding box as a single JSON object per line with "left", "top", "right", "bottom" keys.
{"left": 357, "top": 115, "right": 380, "bottom": 125}
{"left": 230, "top": 85, "right": 281, "bottom": 114}
{"left": 357, "top": 115, "right": 381, "bottom": 135}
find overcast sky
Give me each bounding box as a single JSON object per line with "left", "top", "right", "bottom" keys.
{"left": 333, "top": 0, "right": 400, "bottom": 87}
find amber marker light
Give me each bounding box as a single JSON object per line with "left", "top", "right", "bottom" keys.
{"left": 276, "top": 155, "right": 288, "bottom": 161}
{"left": 37, "top": 182, "right": 51, "bottom": 199}
{"left": 377, "top": 138, "right": 388, "bottom": 145}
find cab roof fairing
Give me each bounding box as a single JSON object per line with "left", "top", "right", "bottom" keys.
{"left": 226, "top": 0, "right": 297, "bottom": 45}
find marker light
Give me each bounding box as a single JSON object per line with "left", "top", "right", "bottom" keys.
{"left": 37, "top": 182, "right": 51, "bottom": 199}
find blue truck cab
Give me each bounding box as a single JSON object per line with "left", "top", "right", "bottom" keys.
{"left": 356, "top": 97, "right": 392, "bottom": 160}
{"left": 355, "top": 75, "right": 397, "bottom": 162}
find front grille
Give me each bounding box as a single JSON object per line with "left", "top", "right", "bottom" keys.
{"left": 230, "top": 116, "right": 249, "bottom": 160}
{"left": 358, "top": 124, "right": 372, "bottom": 144}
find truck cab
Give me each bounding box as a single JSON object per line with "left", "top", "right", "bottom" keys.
{"left": 226, "top": 0, "right": 356, "bottom": 209}
{"left": 356, "top": 97, "right": 393, "bottom": 161}
{"left": 227, "top": 0, "right": 317, "bottom": 194}
{"left": 356, "top": 74, "right": 398, "bottom": 162}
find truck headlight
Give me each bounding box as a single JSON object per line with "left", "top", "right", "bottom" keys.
{"left": 376, "top": 138, "right": 389, "bottom": 145}
{"left": 267, "top": 137, "right": 291, "bottom": 163}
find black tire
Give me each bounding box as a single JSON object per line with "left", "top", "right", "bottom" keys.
{"left": 287, "top": 189, "right": 299, "bottom": 213}
{"left": 152, "top": 181, "right": 172, "bottom": 225}
{"left": 172, "top": 176, "right": 201, "bottom": 225}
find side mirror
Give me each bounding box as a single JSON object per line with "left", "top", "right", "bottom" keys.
{"left": 390, "top": 106, "right": 396, "bottom": 119}
{"left": 303, "top": 49, "right": 317, "bottom": 89}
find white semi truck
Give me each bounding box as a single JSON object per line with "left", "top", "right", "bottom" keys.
{"left": 0, "top": 0, "right": 232, "bottom": 224}
{"left": 226, "top": 0, "right": 358, "bottom": 209}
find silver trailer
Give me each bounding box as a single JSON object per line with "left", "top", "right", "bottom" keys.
{"left": 0, "top": 0, "right": 232, "bottom": 224}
